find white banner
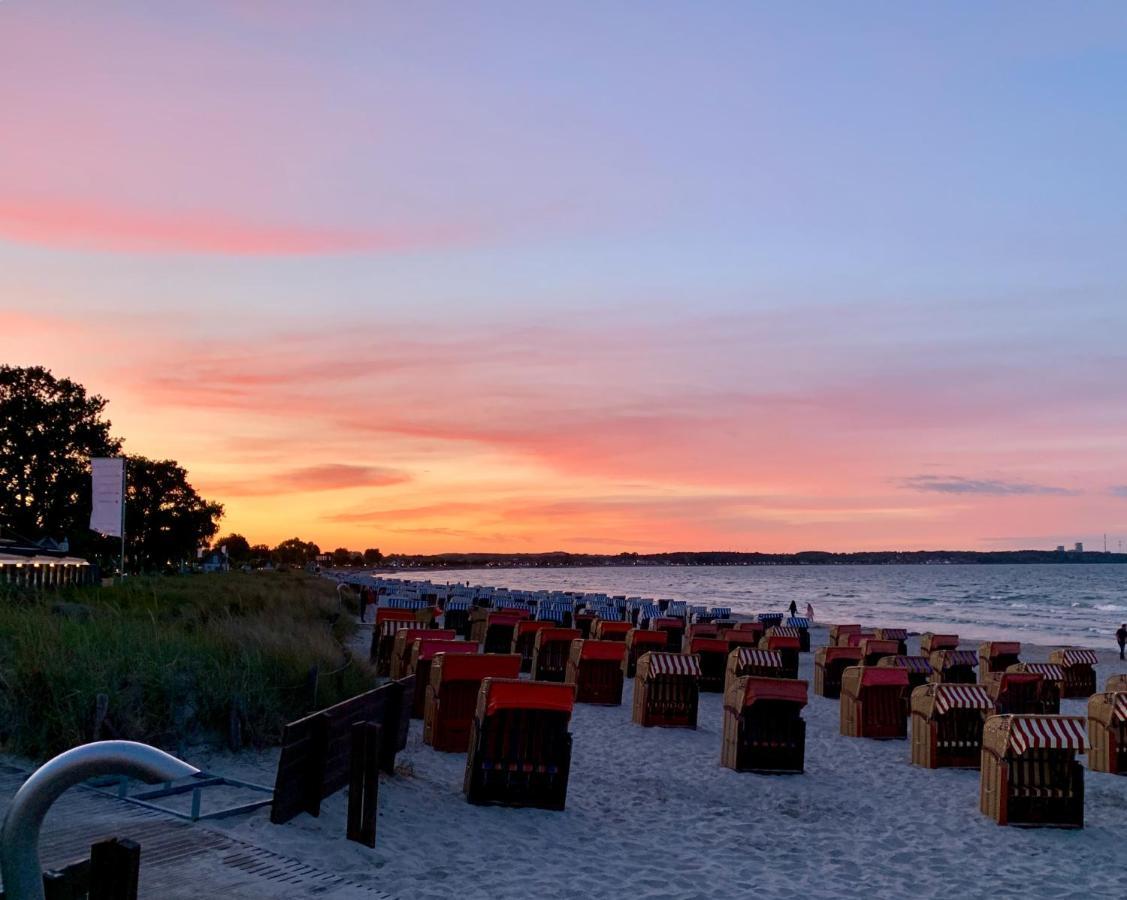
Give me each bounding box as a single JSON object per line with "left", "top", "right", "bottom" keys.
{"left": 90, "top": 457, "right": 125, "bottom": 537}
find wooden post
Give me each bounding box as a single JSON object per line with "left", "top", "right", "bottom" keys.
{"left": 346, "top": 722, "right": 381, "bottom": 848}
{"left": 89, "top": 838, "right": 140, "bottom": 900}
{"left": 305, "top": 712, "right": 330, "bottom": 817}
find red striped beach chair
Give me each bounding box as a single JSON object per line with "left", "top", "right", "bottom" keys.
{"left": 407, "top": 639, "right": 479, "bottom": 718}
{"left": 531, "top": 628, "right": 581, "bottom": 682}
{"left": 1087, "top": 690, "right": 1127, "bottom": 775}
{"left": 725, "top": 647, "right": 787, "bottom": 692}
{"left": 766, "top": 626, "right": 808, "bottom": 654}
{"left": 980, "top": 715, "right": 1087, "bottom": 827}
{"left": 1048, "top": 648, "right": 1098, "bottom": 698}
{"left": 840, "top": 666, "right": 908, "bottom": 739}
{"left": 874, "top": 628, "right": 908, "bottom": 656}
{"left": 633, "top": 652, "right": 701, "bottom": 728}
{"left": 1006, "top": 663, "right": 1063, "bottom": 713}
{"left": 371, "top": 609, "right": 423, "bottom": 674}
{"left": 463, "top": 678, "right": 575, "bottom": 810}
{"left": 624, "top": 629, "right": 668, "bottom": 678}
{"left": 759, "top": 634, "right": 800, "bottom": 679}
{"left": 390, "top": 628, "right": 455, "bottom": 680}
{"left": 511, "top": 620, "right": 553, "bottom": 673}
{"left": 910, "top": 683, "right": 992, "bottom": 768}
{"left": 566, "top": 639, "right": 627, "bottom": 705}
{"left": 928, "top": 649, "right": 978, "bottom": 684}
{"left": 592, "top": 620, "right": 632, "bottom": 642}
{"left": 722, "top": 677, "right": 808, "bottom": 773}
{"left": 920, "top": 633, "right": 959, "bottom": 655}
{"left": 425, "top": 653, "right": 521, "bottom": 752}
{"left": 978, "top": 641, "right": 1021, "bottom": 680}
{"left": 983, "top": 671, "right": 1053, "bottom": 716}
{"left": 813, "top": 646, "right": 862, "bottom": 699}
{"left": 858, "top": 638, "right": 900, "bottom": 668}
{"left": 690, "top": 637, "right": 730, "bottom": 692}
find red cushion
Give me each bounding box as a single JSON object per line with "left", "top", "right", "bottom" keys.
{"left": 417, "top": 638, "right": 478, "bottom": 661}
{"left": 438, "top": 653, "right": 520, "bottom": 682}
{"left": 743, "top": 677, "right": 809, "bottom": 708}
{"left": 579, "top": 639, "right": 627, "bottom": 661}
{"left": 483, "top": 678, "right": 575, "bottom": 715}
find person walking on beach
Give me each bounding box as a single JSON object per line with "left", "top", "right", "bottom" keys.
{"left": 788, "top": 599, "right": 798, "bottom": 619}
{"left": 1117, "top": 623, "right": 1127, "bottom": 661}
{"left": 806, "top": 602, "right": 815, "bottom": 621}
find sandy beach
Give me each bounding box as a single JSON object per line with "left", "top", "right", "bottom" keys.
{"left": 180, "top": 625, "right": 1127, "bottom": 900}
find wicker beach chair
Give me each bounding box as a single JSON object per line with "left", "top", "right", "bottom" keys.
{"left": 724, "top": 630, "right": 763, "bottom": 653}
{"left": 983, "top": 671, "right": 1054, "bottom": 716}
{"left": 759, "top": 634, "right": 800, "bottom": 679}
{"left": 482, "top": 611, "right": 529, "bottom": 655}
{"left": 978, "top": 641, "right": 1021, "bottom": 680}
{"left": 980, "top": 714, "right": 1087, "bottom": 827}
{"left": 463, "top": 678, "right": 575, "bottom": 810}
{"left": 919, "top": 633, "right": 959, "bottom": 655}
{"left": 690, "top": 637, "right": 730, "bottom": 692}
{"left": 566, "top": 639, "right": 627, "bottom": 705}
{"left": 574, "top": 611, "right": 598, "bottom": 638}
{"left": 684, "top": 623, "right": 719, "bottom": 645}
{"left": 910, "top": 683, "right": 992, "bottom": 768}
{"left": 722, "top": 677, "right": 808, "bottom": 773}
{"left": 757, "top": 613, "right": 784, "bottom": 630}
{"left": 592, "top": 620, "right": 632, "bottom": 642}
{"left": 407, "top": 639, "right": 479, "bottom": 718}
{"left": 766, "top": 626, "right": 808, "bottom": 654}
{"left": 511, "top": 620, "right": 553, "bottom": 673}
{"left": 878, "top": 655, "right": 934, "bottom": 716}
{"left": 425, "top": 653, "right": 522, "bottom": 752}
{"left": 1107, "top": 674, "right": 1127, "bottom": 692}
{"left": 1006, "top": 664, "right": 1063, "bottom": 713}
{"left": 371, "top": 609, "right": 423, "bottom": 674}
{"left": 829, "top": 624, "right": 862, "bottom": 647}
{"left": 1047, "top": 648, "right": 1098, "bottom": 698}
{"left": 928, "top": 649, "right": 978, "bottom": 684}
{"left": 390, "top": 628, "right": 455, "bottom": 680}
{"left": 874, "top": 628, "right": 908, "bottom": 656}
{"left": 725, "top": 647, "right": 787, "bottom": 693}
{"left": 735, "top": 621, "right": 766, "bottom": 637}
{"left": 531, "top": 628, "right": 581, "bottom": 682}
{"left": 814, "top": 646, "right": 862, "bottom": 699}
{"left": 784, "top": 617, "right": 812, "bottom": 652}
{"left": 1087, "top": 691, "right": 1127, "bottom": 775}
{"left": 624, "top": 628, "right": 667, "bottom": 678}
{"left": 633, "top": 652, "right": 701, "bottom": 728}
{"left": 858, "top": 638, "right": 900, "bottom": 668}
{"left": 840, "top": 666, "right": 908, "bottom": 739}
{"left": 441, "top": 599, "right": 473, "bottom": 638}
{"left": 843, "top": 631, "right": 878, "bottom": 649}
{"left": 652, "top": 617, "right": 686, "bottom": 652}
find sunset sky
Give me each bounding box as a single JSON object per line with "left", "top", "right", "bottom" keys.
{"left": 2, "top": 3, "right": 1126, "bottom": 553}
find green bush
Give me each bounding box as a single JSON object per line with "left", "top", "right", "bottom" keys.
{"left": 0, "top": 571, "right": 373, "bottom": 759}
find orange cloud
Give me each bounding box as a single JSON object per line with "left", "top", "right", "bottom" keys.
{"left": 198, "top": 464, "right": 410, "bottom": 497}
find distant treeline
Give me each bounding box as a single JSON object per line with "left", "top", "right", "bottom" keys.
{"left": 370, "top": 549, "right": 1127, "bottom": 569}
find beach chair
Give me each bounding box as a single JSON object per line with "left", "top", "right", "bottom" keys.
{"left": 725, "top": 647, "right": 787, "bottom": 692}
{"left": 978, "top": 641, "right": 1021, "bottom": 680}
{"left": 690, "top": 637, "right": 731, "bottom": 692}
{"left": 722, "top": 677, "right": 808, "bottom": 773}
{"left": 566, "top": 639, "right": 627, "bottom": 705}
{"left": 928, "top": 649, "right": 978, "bottom": 684}
{"left": 592, "top": 620, "right": 632, "bottom": 642}
{"left": 735, "top": 621, "right": 765, "bottom": 637}
{"left": 652, "top": 617, "right": 686, "bottom": 652}
{"left": 371, "top": 609, "right": 422, "bottom": 674}
{"left": 814, "top": 646, "right": 862, "bottom": 699}
{"left": 766, "top": 626, "right": 807, "bottom": 654}
{"left": 840, "top": 666, "right": 908, "bottom": 739}
{"left": 390, "top": 628, "right": 455, "bottom": 679}
{"left": 624, "top": 629, "right": 668, "bottom": 678}
{"left": 483, "top": 612, "right": 528, "bottom": 655}
{"left": 724, "top": 630, "right": 763, "bottom": 653}
{"left": 633, "top": 652, "right": 701, "bottom": 728}
{"left": 1107, "top": 674, "right": 1127, "bottom": 692}
{"left": 574, "top": 610, "right": 598, "bottom": 638}
{"left": 424, "top": 653, "right": 522, "bottom": 752}
{"left": 407, "top": 639, "right": 479, "bottom": 718}
{"left": 910, "top": 683, "right": 992, "bottom": 769}
{"left": 758, "top": 634, "right": 800, "bottom": 679}
{"left": 878, "top": 655, "right": 933, "bottom": 717}
{"left": 511, "top": 620, "right": 553, "bottom": 673}
{"left": 874, "top": 628, "right": 908, "bottom": 656}
{"left": 784, "top": 617, "right": 812, "bottom": 652}
{"left": 858, "top": 638, "right": 900, "bottom": 668}
{"left": 1006, "top": 664, "right": 1063, "bottom": 713}
{"left": 685, "top": 623, "right": 719, "bottom": 643}
{"left": 843, "top": 631, "right": 877, "bottom": 648}
{"left": 983, "top": 671, "right": 1054, "bottom": 716}
{"left": 441, "top": 600, "right": 473, "bottom": 638}
{"left": 531, "top": 628, "right": 581, "bottom": 682}
{"left": 463, "top": 678, "right": 575, "bottom": 810}
{"left": 980, "top": 715, "right": 1087, "bottom": 828}
{"left": 829, "top": 624, "right": 861, "bottom": 647}
{"left": 919, "top": 633, "right": 959, "bottom": 655}
{"left": 1087, "top": 690, "right": 1127, "bottom": 775}
{"left": 757, "top": 613, "right": 784, "bottom": 630}
{"left": 1048, "top": 648, "right": 1098, "bottom": 698}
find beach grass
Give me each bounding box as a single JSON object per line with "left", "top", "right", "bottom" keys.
{"left": 0, "top": 571, "right": 373, "bottom": 759}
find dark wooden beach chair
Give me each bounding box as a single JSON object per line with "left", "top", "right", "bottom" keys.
{"left": 840, "top": 666, "right": 908, "bottom": 739}
{"left": 566, "top": 639, "right": 627, "bottom": 705}
{"left": 592, "top": 620, "right": 632, "bottom": 642}
{"left": 574, "top": 610, "right": 598, "bottom": 638}
{"left": 722, "top": 677, "right": 808, "bottom": 774}
{"left": 390, "top": 627, "right": 455, "bottom": 679}
{"left": 371, "top": 609, "right": 421, "bottom": 674}
{"left": 1048, "top": 648, "right": 1098, "bottom": 698}
{"left": 758, "top": 634, "right": 800, "bottom": 679}
{"left": 652, "top": 617, "right": 686, "bottom": 652}
{"left": 624, "top": 628, "right": 668, "bottom": 678}
{"left": 1087, "top": 690, "right": 1127, "bottom": 775}
{"left": 814, "top": 646, "right": 862, "bottom": 699}
{"left": 424, "top": 653, "right": 521, "bottom": 752}
{"left": 512, "top": 620, "right": 553, "bottom": 673}
{"left": 690, "top": 637, "right": 731, "bottom": 692}
{"left": 407, "top": 639, "right": 479, "bottom": 718}
{"left": 463, "top": 678, "right": 575, "bottom": 810}
{"left": 531, "top": 627, "right": 581, "bottom": 682}
{"left": 633, "top": 651, "right": 701, "bottom": 728}
{"left": 980, "top": 715, "right": 1086, "bottom": 827}
{"left": 910, "top": 683, "right": 992, "bottom": 769}
{"left": 482, "top": 611, "right": 528, "bottom": 655}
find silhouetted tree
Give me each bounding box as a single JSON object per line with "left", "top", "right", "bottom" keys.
{"left": 332, "top": 547, "right": 353, "bottom": 567}
{"left": 362, "top": 547, "right": 383, "bottom": 565}
{"left": 274, "top": 537, "right": 321, "bottom": 566}
{"left": 215, "top": 533, "right": 252, "bottom": 564}
{"left": 125, "top": 456, "right": 223, "bottom": 572}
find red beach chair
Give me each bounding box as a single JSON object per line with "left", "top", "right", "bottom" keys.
{"left": 511, "top": 620, "right": 553, "bottom": 673}
{"left": 858, "top": 638, "right": 900, "bottom": 667}
{"left": 574, "top": 611, "right": 598, "bottom": 638}
{"left": 483, "top": 612, "right": 527, "bottom": 655}
{"left": 633, "top": 652, "right": 701, "bottom": 728}
{"left": 463, "top": 678, "right": 575, "bottom": 809}
{"left": 910, "top": 683, "right": 992, "bottom": 769}
{"left": 766, "top": 626, "right": 808, "bottom": 654}
{"left": 874, "top": 628, "right": 908, "bottom": 655}
{"left": 980, "top": 715, "right": 1087, "bottom": 827}
{"left": 424, "top": 653, "right": 522, "bottom": 752}
{"left": 531, "top": 628, "right": 581, "bottom": 682}
{"left": 566, "top": 639, "right": 627, "bottom": 705}
{"left": 978, "top": 641, "right": 1021, "bottom": 680}
{"left": 1087, "top": 690, "right": 1127, "bottom": 775}
{"left": 690, "top": 637, "right": 730, "bottom": 692}
{"left": 592, "top": 620, "right": 632, "bottom": 642}
{"left": 652, "top": 617, "right": 686, "bottom": 652}
{"left": 840, "top": 666, "right": 908, "bottom": 739}
{"left": 1048, "top": 648, "right": 1098, "bottom": 698}
{"left": 624, "top": 629, "right": 667, "bottom": 679}
{"left": 829, "top": 624, "right": 861, "bottom": 647}
{"left": 983, "top": 671, "right": 1053, "bottom": 716}
{"left": 390, "top": 628, "right": 455, "bottom": 680}
{"left": 928, "top": 649, "right": 978, "bottom": 685}
{"left": 371, "top": 609, "right": 422, "bottom": 673}
{"left": 758, "top": 634, "right": 800, "bottom": 679}
{"left": 407, "top": 639, "right": 479, "bottom": 718}
{"left": 725, "top": 647, "right": 787, "bottom": 692}
{"left": 920, "top": 633, "right": 959, "bottom": 655}
{"left": 722, "top": 677, "right": 808, "bottom": 773}
{"left": 1006, "top": 663, "right": 1063, "bottom": 712}
{"left": 814, "top": 646, "right": 862, "bottom": 699}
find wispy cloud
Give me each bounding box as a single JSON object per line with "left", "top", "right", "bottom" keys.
{"left": 199, "top": 464, "right": 410, "bottom": 497}
{"left": 901, "top": 475, "right": 1079, "bottom": 497}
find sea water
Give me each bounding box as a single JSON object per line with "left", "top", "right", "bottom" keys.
{"left": 399, "top": 563, "right": 1127, "bottom": 649}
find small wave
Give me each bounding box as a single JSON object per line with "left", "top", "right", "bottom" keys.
{"left": 1095, "top": 604, "right": 1127, "bottom": 612}
{"left": 1008, "top": 602, "right": 1029, "bottom": 609}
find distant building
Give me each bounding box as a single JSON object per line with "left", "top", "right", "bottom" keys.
{"left": 200, "top": 550, "right": 229, "bottom": 573}
{"left": 1056, "top": 545, "right": 1066, "bottom": 553}
{"left": 1074, "top": 542, "right": 1084, "bottom": 553}
{"left": 0, "top": 536, "right": 93, "bottom": 587}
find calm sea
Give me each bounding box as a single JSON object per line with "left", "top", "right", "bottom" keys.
{"left": 397, "top": 564, "right": 1127, "bottom": 648}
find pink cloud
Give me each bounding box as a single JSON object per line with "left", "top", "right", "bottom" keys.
{"left": 197, "top": 464, "right": 410, "bottom": 497}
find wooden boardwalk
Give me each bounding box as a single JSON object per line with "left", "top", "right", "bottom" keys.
{"left": 0, "top": 766, "right": 396, "bottom": 899}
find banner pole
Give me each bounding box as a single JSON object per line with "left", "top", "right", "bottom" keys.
{"left": 120, "top": 458, "right": 127, "bottom": 580}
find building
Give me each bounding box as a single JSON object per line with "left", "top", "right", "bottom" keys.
{"left": 0, "top": 537, "right": 94, "bottom": 588}
{"left": 1074, "top": 542, "right": 1084, "bottom": 553}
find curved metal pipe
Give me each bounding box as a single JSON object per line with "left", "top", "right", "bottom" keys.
{"left": 0, "top": 741, "right": 198, "bottom": 900}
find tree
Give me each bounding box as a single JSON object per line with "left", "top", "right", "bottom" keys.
{"left": 248, "top": 543, "right": 274, "bottom": 566}
{"left": 332, "top": 547, "right": 353, "bottom": 567}
{"left": 215, "top": 533, "right": 251, "bottom": 564}
{"left": 274, "top": 537, "right": 320, "bottom": 566}
{"left": 125, "top": 456, "right": 223, "bottom": 572}
{"left": 0, "top": 366, "right": 121, "bottom": 543}
{"left": 362, "top": 547, "right": 383, "bottom": 565}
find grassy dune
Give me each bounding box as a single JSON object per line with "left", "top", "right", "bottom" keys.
{"left": 0, "top": 571, "right": 373, "bottom": 759}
